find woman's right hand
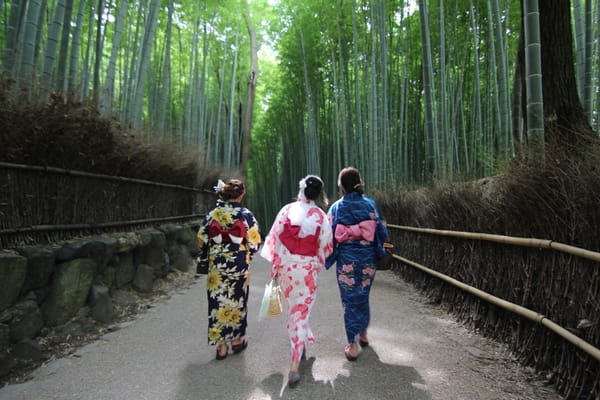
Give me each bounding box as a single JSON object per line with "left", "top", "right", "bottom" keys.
{"left": 270, "top": 265, "right": 280, "bottom": 280}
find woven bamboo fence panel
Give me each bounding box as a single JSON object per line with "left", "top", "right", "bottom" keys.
{"left": 0, "top": 163, "right": 214, "bottom": 248}
{"left": 387, "top": 227, "right": 600, "bottom": 399}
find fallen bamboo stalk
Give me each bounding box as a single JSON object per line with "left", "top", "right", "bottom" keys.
{"left": 394, "top": 254, "right": 600, "bottom": 362}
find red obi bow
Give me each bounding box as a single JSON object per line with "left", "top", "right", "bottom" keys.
{"left": 334, "top": 220, "right": 376, "bottom": 243}
{"left": 209, "top": 219, "right": 246, "bottom": 244}
{"left": 279, "top": 220, "right": 320, "bottom": 256}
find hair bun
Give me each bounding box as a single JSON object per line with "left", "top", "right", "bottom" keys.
{"left": 218, "top": 178, "right": 245, "bottom": 200}
{"left": 306, "top": 176, "right": 322, "bottom": 187}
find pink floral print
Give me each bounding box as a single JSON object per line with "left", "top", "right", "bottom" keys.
{"left": 260, "top": 199, "right": 333, "bottom": 363}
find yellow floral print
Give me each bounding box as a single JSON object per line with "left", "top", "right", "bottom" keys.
{"left": 244, "top": 270, "right": 251, "bottom": 289}
{"left": 208, "top": 327, "right": 222, "bottom": 342}
{"left": 211, "top": 208, "right": 233, "bottom": 226}
{"left": 217, "top": 305, "right": 234, "bottom": 326}
{"left": 207, "top": 270, "right": 222, "bottom": 291}
{"left": 230, "top": 308, "right": 242, "bottom": 326}
{"left": 247, "top": 226, "right": 261, "bottom": 246}
{"left": 200, "top": 200, "right": 260, "bottom": 346}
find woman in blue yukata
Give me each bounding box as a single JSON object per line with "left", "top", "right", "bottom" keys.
{"left": 326, "top": 167, "right": 388, "bottom": 361}
{"left": 197, "top": 179, "right": 262, "bottom": 360}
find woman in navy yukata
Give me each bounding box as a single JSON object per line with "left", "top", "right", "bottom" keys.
{"left": 197, "top": 179, "right": 262, "bottom": 360}
{"left": 326, "top": 167, "right": 388, "bottom": 361}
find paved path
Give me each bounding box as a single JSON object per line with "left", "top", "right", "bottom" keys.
{"left": 0, "top": 257, "right": 561, "bottom": 400}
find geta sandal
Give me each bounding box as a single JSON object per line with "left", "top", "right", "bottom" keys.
{"left": 231, "top": 339, "right": 248, "bottom": 354}
{"left": 216, "top": 344, "right": 228, "bottom": 360}
{"left": 288, "top": 371, "right": 300, "bottom": 388}
{"left": 344, "top": 344, "right": 359, "bottom": 361}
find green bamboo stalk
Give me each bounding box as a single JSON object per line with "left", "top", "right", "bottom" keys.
{"left": 523, "top": 0, "right": 545, "bottom": 163}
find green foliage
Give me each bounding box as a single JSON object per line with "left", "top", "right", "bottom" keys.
{"left": 0, "top": 0, "right": 594, "bottom": 228}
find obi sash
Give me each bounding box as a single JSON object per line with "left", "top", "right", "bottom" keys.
{"left": 209, "top": 219, "right": 246, "bottom": 244}
{"left": 334, "top": 220, "right": 376, "bottom": 243}
{"left": 279, "top": 219, "right": 320, "bottom": 256}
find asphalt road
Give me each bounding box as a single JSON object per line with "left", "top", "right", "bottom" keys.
{"left": 0, "top": 257, "right": 561, "bottom": 400}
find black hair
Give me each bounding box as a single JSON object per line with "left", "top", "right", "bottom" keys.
{"left": 303, "top": 175, "right": 323, "bottom": 200}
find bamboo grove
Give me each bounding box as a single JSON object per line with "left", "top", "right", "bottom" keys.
{"left": 0, "top": 1, "right": 598, "bottom": 226}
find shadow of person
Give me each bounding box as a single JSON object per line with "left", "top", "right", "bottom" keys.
{"left": 258, "top": 347, "right": 431, "bottom": 400}
{"left": 257, "top": 357, "right": 336, "bottom": 399}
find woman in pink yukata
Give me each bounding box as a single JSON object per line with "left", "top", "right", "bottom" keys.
{"left": 260, "top": 175, "right": 333, "bottom": 388}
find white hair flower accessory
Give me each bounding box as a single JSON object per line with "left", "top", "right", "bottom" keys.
{"left": 299, "top": 177, "right": 307, "bottom": 191}
{"left": 297, "top": 177, "right": 308, "bottom": 202}
{"left": 213, "top": 179, "right": 225, "bottom": 193}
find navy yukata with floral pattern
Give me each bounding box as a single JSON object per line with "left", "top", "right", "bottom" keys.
{"left": 326, "top": 191, "right": 387, "bottom": 344}
{"left": 197, "top": 200, "right": 261, "bottom": 346}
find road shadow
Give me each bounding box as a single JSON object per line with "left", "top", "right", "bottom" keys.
{"left": 174, "top": 345, "right": 431, "bottom": 400}
{"left": 262, "top": 346, "right": 431, "bottom": 400}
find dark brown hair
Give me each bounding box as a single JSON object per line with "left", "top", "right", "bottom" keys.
{"left": 219, "top": 179, "right": 246, "bottom": 201}
{"left": 337, "top": 167, "right": 364, "bottom": 195}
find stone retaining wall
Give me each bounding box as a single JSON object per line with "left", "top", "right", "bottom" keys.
{"left": 0, "top": 222, "right": 201, "bottom": 379}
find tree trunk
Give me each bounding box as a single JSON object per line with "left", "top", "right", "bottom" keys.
{"left": 92, "top": 0, "right": 104, "bottom": 108}
{"left": 101, "top": 0, "right": 127, "bottom": 117}
{"left": 535, "top": 0, "right": 595, "bottom": 156}
{"left": 3, "top": 0, "right": 24, "bottom": 77}
{"left": 68, "top": 0, "right": 87, "bottom": 96}
{"left": 19, "top": 0, "right": 43, "bottom": 97}
{"left": 522, "top": 0, "right": 544, "bottom": 163}
{"left": 41, "top": 0, "right": 67, "bottom": 99}
{"left": 240, "top": 7, "right": 258, "bottom": 180}
{"left": 56, "top": 0, "right": 74, "bottom": 93}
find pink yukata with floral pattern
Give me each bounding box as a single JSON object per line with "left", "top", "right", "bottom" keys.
{"left": 260, "top": 198, "right": 333, "bottom": 363}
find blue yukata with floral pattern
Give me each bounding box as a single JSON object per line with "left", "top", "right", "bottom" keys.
{"left": 325, "top": 191, "right": 387, "bottom": 344}
{"left": 197, "top": 200, "right": 261, "bottom": 346}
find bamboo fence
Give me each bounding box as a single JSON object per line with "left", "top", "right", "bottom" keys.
{"left": 0, "top": 162, "right": 214, "bottom": 248}
{"left": 387, "top": 223, "right": 600, "bottom": 363}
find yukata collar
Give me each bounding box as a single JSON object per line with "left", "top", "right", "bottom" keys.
{"left": 344, "top": 191, "right": 363, "bottom": 200}
{"left": 217, "top": 200, "right": 241, "bottom": 207}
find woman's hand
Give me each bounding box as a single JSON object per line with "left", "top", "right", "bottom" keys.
{"left": 270, "top": 265, "right": 281, "bottom": 280}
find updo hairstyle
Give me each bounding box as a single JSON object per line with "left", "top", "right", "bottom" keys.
{"left": 338, "top": 167, "right": 364, "bottom": 195}
{"left": 219, "top": 179, "right": 246, "bottom": 201}
{"left": 303, "top": 175, "right": 324, "bottom": 201}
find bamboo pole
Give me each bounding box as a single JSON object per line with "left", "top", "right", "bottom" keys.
{"left": 0, "top": 161, "right": 213, "bottom": 193}
{"left": 0, "top": 214, "right": 204, "bottom": 235}
{"left": 394, "top": 254, "right": 600, "bottom": 362}
{"left": 388, "top": 224, "right": 600, "bottom": 263}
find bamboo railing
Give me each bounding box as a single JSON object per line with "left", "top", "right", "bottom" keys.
{"left": 388, "top": 224, "right": 600, "bottom": 263}
{"left": 387, "top": 224, "right": 600, "bottom": 363}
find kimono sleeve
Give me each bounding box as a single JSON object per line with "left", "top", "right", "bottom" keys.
{"left": 243, "top": 209, "right": 262, "bottom": 255}
{"left": 259, "top": 205, "right": 288, "bottom": 263}
{"left": 197, "top": 214, "right": 211, "bottom": 262}
{"left": 325, "top": 203, "right": 339, "bottom": 270}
